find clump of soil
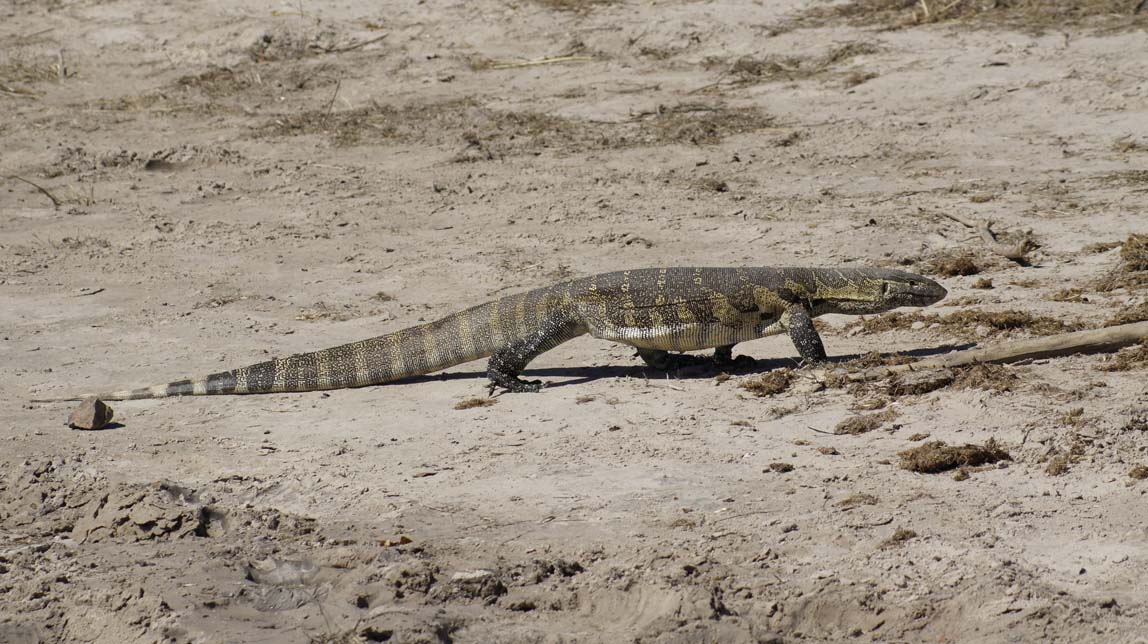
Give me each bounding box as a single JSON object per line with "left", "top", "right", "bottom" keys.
{"left": 693, "top": 177, "right": 729, "bottom": 192}
{"left": 971, "top": 277, "right": 994, "bottom": 289}
{"left": 1129, "top": 465, "right": 1148, "bottom": 481}
{"left": 768, "top": 462, "right": 795, "bottom": 473}
{"left": 454, "top": 397, "right": 498, "bottom": 410}
{"left": 835, "top": 409, "right": 899, "bottom": 435}
{"left": 898, "top": 438, "right": 1011, "bottom": 473}
{"left": 739, "top": 369, "right": 794, "bottom": 396}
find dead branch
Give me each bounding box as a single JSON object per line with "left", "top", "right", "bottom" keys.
{"left": 938, "top": 212, "right": 1035, "bottom": 263}
{"left": 7, "top": 175, "right": 61, "bottom": 208}
{"left": 820, "top": 321, "right": 1148, "bottom": 383}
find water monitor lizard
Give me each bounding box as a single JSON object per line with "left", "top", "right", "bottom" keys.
{"left": 33, "top": 267, "right": 945, "bottom": 401}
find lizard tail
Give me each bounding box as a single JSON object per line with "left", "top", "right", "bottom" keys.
{"left": 31, "top": 294, "right": 531, "bottom": 402}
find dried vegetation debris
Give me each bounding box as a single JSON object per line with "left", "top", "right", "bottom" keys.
{"left": 1094, "top": 342, "right": 1148, "bottom": 372}
{"left": 261, "top": 99, "right": 774, "bottom": 151}
{"left": 835, "top": 493, "right": 879, "bottom": 509}
{"left": 926, "top": 251, "right": 982, "bottom": 277}
{"left": 738, "top": 369, "right": 795, "bottom": 397}
{"left": 1103, "top": 302, "right": 1148, "bottom": 327}
{"left": 1095, "top": 234, "right": 1148, "bottom": 292}
{"left": 898, "top": 438, "right": 1011, "bottom": 474}
{"left": 454, "top": 397, "right": 498, "bottom": 410}
{"left": 882, "top": 363, "right": 1019, "bottom": 396}
{"left": 847, "top": 308, "right": 1081, "bottom": 337}
{"left": 880, "top": 527, "right": 918, "bottom": 548}
{"left": 705, "top": 42, "right": 881, "bottom": 88}
{"left": 794, "top": 0, "right": 1146, "bottom": 33}
{"left": 835, "top": 409, "right": 900, "bottom": 435}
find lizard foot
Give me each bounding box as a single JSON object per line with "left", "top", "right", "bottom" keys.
{"left": 714, "top": 354, "right": 756, "bottom": 370}
{"left": 636, "top": 349, "right": 709, "bottom": 371}
{"left": 713, "top": 345, "right": 755, "bottom": 370}
{"left": 486, "top": 376, "right": 545, "bottom": 395}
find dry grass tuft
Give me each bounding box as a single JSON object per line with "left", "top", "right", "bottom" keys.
{"left": 261, "top": 99, "right": 773, "bottom": 152}
{"left": 454, "top": 397, "right": 498, "bottom": 410}
{"left": 1095, "top": 234, "right": 1148, "bottom": 292}
{"left": 1095, "top": 342, "right": 1148, "bottom": 372}
{"left": 835, "top": 409, "right": 899, "bottom": 435}
{"left": 927, "top": 252, "right": 981, "bottom": 277}
{"left": 529, "top": 0, "right": 618, "bottom": 12}
{"left": 951, "top": 363, "right": 1019, "bottom": 393}
{"left": 898, "top": 438, "right": 1011, "bottom": 473}
{"left": 795, "top": 0, "right": 1145, "bottom": 34}
{"left": 707, "top": 42, "right": 879, "bottom": 89}
{"left": 835, "top": 493, "right": 879, "bottom": 509}
{"left": 739, "top": 369, "right": 795, "bottom": 397}
{"left": 1104, "top": 302, "right": 1148, "bottom": 327}
{"left": 880, "top": 527, "right": 918, "bottom": 548}
{"left": 630, "top": 105, "right": 774, "bottom": 146}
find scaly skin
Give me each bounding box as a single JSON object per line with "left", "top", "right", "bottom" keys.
{"left": 32, "top": 267, "right": 946, "bottom": 401}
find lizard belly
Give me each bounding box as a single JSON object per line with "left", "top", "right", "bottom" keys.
{"left": 595, "top": 320, "right": 782, "bottom": 351}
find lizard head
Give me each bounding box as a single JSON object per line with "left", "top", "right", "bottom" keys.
{"left": 805, "top": 268, "right": 947, "bottom": 315}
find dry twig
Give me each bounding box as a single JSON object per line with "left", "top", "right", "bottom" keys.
{"left": 820, "top": 321, "right": 1148, "bottom": 384}
{"left": 938, "top": 212, "right": 1036, "bottom": 263}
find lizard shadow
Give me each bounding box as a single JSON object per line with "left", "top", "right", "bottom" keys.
{"left": 398, "top": 342, "right": 975, "bottom": 390}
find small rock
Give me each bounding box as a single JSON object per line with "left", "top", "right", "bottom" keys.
{"left": 910, "top": 321, "right": 927, "bottom": 331}
{"left": 69, "top": 399, "right": 114, "bottom": 430}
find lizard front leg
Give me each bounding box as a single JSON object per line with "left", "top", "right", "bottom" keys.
{"left": 487, "top": 318, "right": 585, "bottom": 394}
{"left": 780, "top": 305, "right": 826, "bottom": 364}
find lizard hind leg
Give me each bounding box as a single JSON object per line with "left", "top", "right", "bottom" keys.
{"left": 486, "top": 318, "right": 586, "bottom": 394}
{"left": 781, "top": 305, "right": 827, "bottom": 364}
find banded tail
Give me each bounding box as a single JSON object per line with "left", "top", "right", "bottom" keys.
{"left": 31, "top": 294, "right": 540, "bottom": 402}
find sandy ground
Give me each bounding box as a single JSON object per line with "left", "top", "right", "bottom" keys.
{"left": 3, "top": 0, "right": 1148, "bottom": 642}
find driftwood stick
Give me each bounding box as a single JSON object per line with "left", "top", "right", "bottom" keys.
{"left": 938, "top": 212, "right": 1035, "bottom": 262}
{"left": 821, "top": 321, "right": 1148, "bottom": 383}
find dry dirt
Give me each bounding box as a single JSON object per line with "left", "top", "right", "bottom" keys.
{"left": 3, "top": 1, "right": 1148, "bottom": 642}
